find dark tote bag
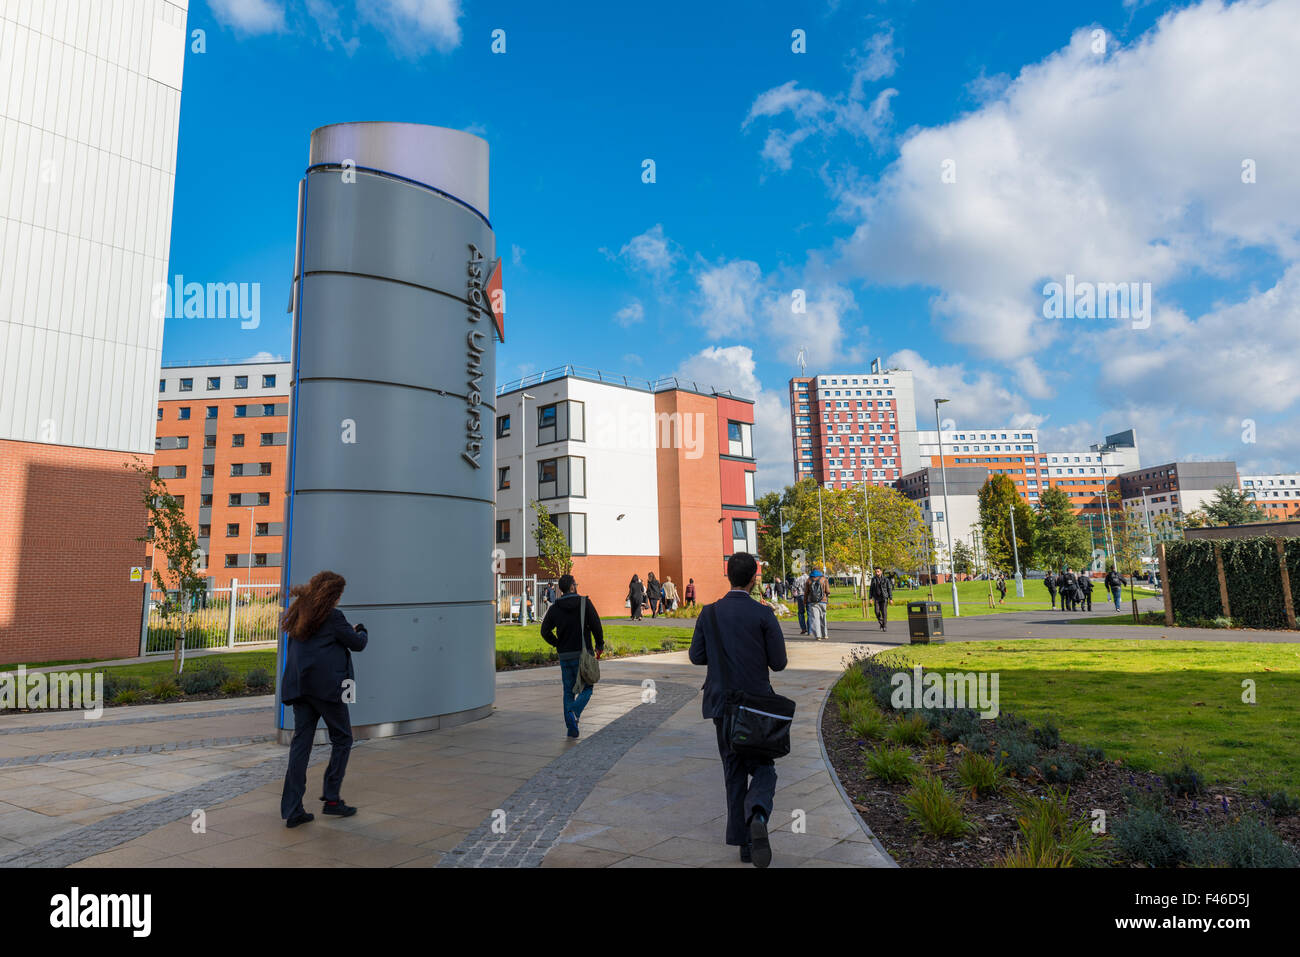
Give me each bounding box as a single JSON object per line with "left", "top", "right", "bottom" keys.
{"left": 704, "top": 604, "right": 795, "bottom": 759}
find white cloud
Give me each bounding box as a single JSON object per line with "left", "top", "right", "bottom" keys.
{"left": 745, "top": 29, "right": 899, "bottom": 169}
{"left": 675, "top": 346, "right": 792, "bottom": 494}
{"left": 244, "top": 350, "right": 281, "bottom": 362}
{"left": 208, "top": 0, "right": 286, "bottom": 33}
{"left": 511, "top": 244, "right": 525, "bottom": 267}
{"left": 357, "top": 0, "right": 463, "bottom": 55}
{"left": 694, "top": 260, "right": 762, "bottom": 338}
{"left": 889, "top": 348, "right": 1043, "bottom": 433}
{"left": 614, "top": 300, "right": 645, "bottom": 328}
{"left": 832, "top": 0, "right": 1300, "bottom": 362}
{"left": 614, "top": 224, "right": 679, "bottom": 278}
{"left": 305, "top": 0, "right": 360, "bottom": 53}
{"left": 1012, "top": 357, "right": 1054, "bottom": 401}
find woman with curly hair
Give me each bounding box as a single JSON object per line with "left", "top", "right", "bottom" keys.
{"left": 278, "top": 570, "right": 369, "bottom": 828}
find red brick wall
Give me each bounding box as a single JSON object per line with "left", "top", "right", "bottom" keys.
{"left": 0, "top": 438, "right": 150, "bottom": 664}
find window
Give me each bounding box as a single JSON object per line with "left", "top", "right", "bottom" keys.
{"left": 227, "top": 523, "right": 240, "bottom": 537}
{"left": 235, "top": 376, "right": 248, "bottom": 389}
{"left": 726, "top": 420, "right": 753, "bottom": 458}
{"left": 178, "top": 407, "right": 190, "bottom": 420}
{"left": 231, "top": 463, "right": 244, "bottom": 477}
{"left": 496, "top": 414, "right": 511, "bottom": 438}
{"left": 256, "top": 523, "right": 269, "bottom": 537}
{"left": 257, "top": 493, "right": 270, "bottom": 506}
{"left": 537, "top": 400, "right": 585, "bottom": 444}
{"left": 537, "top": 456, "right": 585, "bottom": 499}
{"left": 157, "top": 408, "right": 163, "bottom": 420}
{"left": 232, "top": 433, "right": 245, "bottom": 447}
{"left": 496, "top": 519, "right": 510, "bottom": 543}
{"left": 549, "top": 513, "right": 587, "bottom": 555}
{"left": 744, "top": 471, "right": 756, "bottom": 506}
{"left": 159, "top": 379, "right": 166, "bottom": 393}
{"left": 206, "top": 406, "right": 218, "bottom": 419}
{"left": 254, "top": 554, "right": 268, "bottom": 567}
{"left": 260, "top": 433, "right": 274, "bottom": 446}
{"left": 200, "top": 495, "right": 212, "bottom": 507}
{"left": 199, "top": 524, "right": 210, "bottom": 538}
{"left": 173, "top": 496, "right": 184, "bottom": 508}
{"left": 179, "top": 378, "right": 193, "bottom": 392}
{"left": 225, "top": 554, "right": 238, "bottom": 568}
{"left": 262, "top": 374, "right": 276, "bottom": 388}
{"left": 229, "top": 494, "right": 241, "bottom": 506}
{"left": 498, "top": 466, "right": 511, "bottom": 490}
{"left": 262, "top": 403, "right": 275, "bottom": 416}
{"left": 204, "top": 435, "right": 216, "bottom": 449}
{"left": 207, "top": 377, "right": 220, "bottom": 390}
{"left": 731, "top": 518, "right": 756, "bottom": 555}
{"left": 234, "top": 405, "right": 247, "bottom": 417}
{"left": 173, "top": 465, "right": 187, "bottom": 478}
{"left": 258, "top": 462, "right": 272, "bottom": 476}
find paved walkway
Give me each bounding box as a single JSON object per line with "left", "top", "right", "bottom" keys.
{"left": 0, "top": 645, "right": 894, "bottom": 868}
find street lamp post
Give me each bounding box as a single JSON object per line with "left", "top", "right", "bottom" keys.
{"left": 934, "top": 399, "right": 960, "bottom": 617}
{"left": 778, "top": 504, "right": 787, "bottom": 581}
{"left": 520, "top": 392, "right": 535, "bottom": 626}
{"left": 1009, "top": 502, "right": 1024, "bottom": 597}
{"left": 1093, "top": 442, "right": 1119, "bottom": 572}
{"left": 1141, "top": 485, "right": 1156, "bottom": 574}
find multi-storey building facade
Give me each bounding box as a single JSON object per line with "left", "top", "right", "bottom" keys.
{"left": 789, "top": 359, "right": 919, "bottom": 489}
{"left": 1118, "top": 461, "right": 1241, "bottom": 525}
{"left": 896, "top": 466, "right": 988, "bottom": 580}
{"left": 1240, "top": 474, "right": 1300, "bottom": 520}
{"left": 494, "top": 367, "right": 757, "bottom": 615}
{"left": 916, "top": 427, "right": 1040, "bottom": 460}
{"left": 0, "top": 0, "right": 189, "bottom": 661}
{"left": 150, "top": 361, "right": 291, "bottom": 587}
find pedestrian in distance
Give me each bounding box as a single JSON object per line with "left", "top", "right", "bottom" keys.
{"left": 689, "top": 552, "right": 788, "bottom": 868}
{"left": 685, "top": 578, "right": 696, "bottom": 608}
{"left": 794, "top": 569, "right": 810, "bottom": 634}
{"left": 540, "top": 574, "right": 605, "bottom": 738}
{"left": 1104, "top": 567, "right": 1126, "bottom": 611}
{"left": 279, "top": 570, "right": 368, "bottom": 828}
{"left": 868, "top": 566, "right": 892, "bottom": 632}
{"left": 1061, "top": 568, "right": 1078, "bottom": 612}
{"left": 805, "top": 568, "right": 829, "bottom": 639}
{"left": 996, "top": 573, "right": 1007, "bottom": 604}
{"left": 1044, "top": 571, "right": 1058, "bottom": 609}
{"left": 663, "top": 577, "right": 679, "bottom": 612}
{"left": 627, "top": 574, "right": 646, "bottom": 620}
{"left": 646, "top": 573, "right": 663, "bottom": 618}
{"left": 1078, "top": 570, "right": 1094, "bottom": 611}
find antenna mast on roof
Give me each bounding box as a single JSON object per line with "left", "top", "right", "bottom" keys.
{"left": 796, "top": 346, "right": 807, "bottom": 378}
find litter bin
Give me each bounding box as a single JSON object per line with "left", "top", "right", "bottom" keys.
{"left": 907, "top": 601, "right": 944, "bottom": 644}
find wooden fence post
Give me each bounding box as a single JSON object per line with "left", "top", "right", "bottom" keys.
{"left": 1157, "top": 543, "right": 1173, "bottom": 626}
{"left": 1213, "top": 543, "right": 1231, "bottom": 619}
{"left": 1277, "top": 539, "right": 1296, "bottom": 630}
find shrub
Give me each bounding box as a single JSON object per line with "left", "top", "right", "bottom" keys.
{"left": 955, "top": 751, "right": 1005, "bottom": 797}
{"left": 149, "top": 677, "right": 181, "bottom": 700}
{"left": 1258, "top": 789, "right": 1300, "bottom": 818}
{"left": 178, "top": 659, "right": 233, "bottom": 695}
{"left": 659, "top": 637, "right": 678, "bottom": 651}
{"left": 219, "top": 676, "right": 245, "bottom": 696}
{"left": 931, "top": 708, "right": 981, "bottom": 744}
{"left": 957, "top": 731, "right": 991, "bottom": 754}
{"left": 1037, "top": 750, "right": 1085, "bottom": 785}
{"left": 1190, "top": 816, "right": 1300, "bottom": 868}
{"left": 902, "top": 773, "right": 975, "bottom": 838}
{"left": 999, "top": 790, "right": 1107, "bottom": 868}
{"left": 921, "top": 743, "right": 949, "bottom": 769}
{"left": 846, "top": 700, "right": 888, "bottom": 740}
{"left": 1162, "top": 759, "right": 1205, "bottom": 798}
{"left": 113, "top": 689, "right": 143, "bottom": 705}
{"left": 1033, "top": 719, "right": 1061, "bottom": 750}
{"left": 834, "top": 666, "right": 869, "bottom": 706}
{"left": 102, "top": 674, "right": 143, "bottom": 701}
{"left": 1112, "top": 806, "right": 1192, "bottom": 867}
{"left": 887, "top": 713, "right": 930, "bottom": 746}
{"left": 865, "top": 744, "right": 916, "bottom": 784}
{"left": 245, "top": 667, "right": 273, "bottom": 691}
{"left": 997, "top": 733, "right": 1039, "bottom": 777}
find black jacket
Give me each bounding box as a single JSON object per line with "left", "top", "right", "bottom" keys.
{"left": 1079, "top": 574, "right": 1094, "bottom": 593}
{"left": 868, "top": 575, "right": 892, "bottom": 602}
{"left": 646, "top": 578, "right": 662, "bottom": 600}
{"left": 689, "top": 590, "right": 787, "bottom": 719}
{"left": 628, "top": 580, "right": 645, "bottom": 602}
{"left": 280, "top": 608, "right": 368, "bottom": 705}
{"left": 1104, "top": 570, "right": 1126, "bottom": 588}
{"left": 540, "top": 593, "right": 604, "bottom": 660}
{"left": 1044, "top": 574, "right": 1057, "bottom": 592}
{"left": 1061, "top": 572, "right": 1078, "bottom": 596}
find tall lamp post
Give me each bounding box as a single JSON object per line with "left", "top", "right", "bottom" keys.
{"left": 934, "top": 398, "right": 960, "bottom": 617}
{"left": 778, "top": 504, "right": 787, "bottom": 581}
{"left": 1009, "top": 502, "right": 1024, "bottom": 597}
{"left": 1140, "top": 485, "right": 1156, "bottom": 575}
{"left": 1092, "top": 441, "right": 1119, "bottom": 572}
{"left": 520, "top": 392, "right": 535, "bottom": 626}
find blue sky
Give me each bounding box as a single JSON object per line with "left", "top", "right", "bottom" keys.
{"left": 167, "top": 0, "right": 1300, "bottom": 491}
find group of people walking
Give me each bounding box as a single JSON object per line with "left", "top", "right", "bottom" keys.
{"left": 788, "top": 568, "right": 831, "bottom": 639}
{"left": 1043, "top": 568, "right": 1126, "bottom": 611}
{"left": 626, "top": 573, "right": 688, "bottom": 619}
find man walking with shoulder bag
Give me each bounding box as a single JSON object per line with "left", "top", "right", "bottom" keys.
{"left": 540, "top": 574, "right": 604, "bottom": 738}
{"left": 689, "top": 553, "right": 790, "bottom": 868}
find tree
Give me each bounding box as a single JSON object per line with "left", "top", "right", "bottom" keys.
{"left": 129, "top": 459, "right": 204, "bottom": 673}
{"left": 531, "top": 500, "right": 573, "bottom": 579}
{"left": 951, "top": 539, "right": 975, "bottom": 577}
{"left": 977, "top": 475, "right": 1035, "bottom": 573}
{"left": 1032, "top": 486, "right": 1092, "bottom": 571}
{"left": 1111, "top": 501, "right": 1151, "bottom": 576}
{"left": 755, "top": 490, "right": 786, "bottom": 579}
{"left": 1202, "top": 483, "right": 1267, "bottom": 526}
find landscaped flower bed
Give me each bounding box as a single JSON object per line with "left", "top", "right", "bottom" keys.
{"left": 823, "top": 649, "right": 1300, "bottom": 867}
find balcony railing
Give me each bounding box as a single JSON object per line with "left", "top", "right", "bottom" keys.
{"left": 496, "top": 363, "right": 741, "bottom": 399}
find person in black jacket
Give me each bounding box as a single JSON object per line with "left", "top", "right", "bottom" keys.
{"left": 868, "top": 566, "right": 892, "bottom": 631}
{"left": 278, "top": 570, "right": 368, "bottom": 828}
{"left": 1104, "top": 568, "right": 1126, "bottom": 610}
{"left": 627, "top": 575, "right": 646, "bottom": 620}
{"left": 1060, "top": 568, "right": 1078, "bottom": 611}
{"left": 689, "top": 552, "right": 788, "bottom": 868}
{"left": 1078, "top": 570, "right": 1094, "bottom": 610}
{"left": 540, "top": 574, "right": 604, "bottom": 738}
{"left": 1044, "top": 571, "right": 1058, "bottom": 609}
{"left": 646, "top": 573, "right": 663, "bottom": 618}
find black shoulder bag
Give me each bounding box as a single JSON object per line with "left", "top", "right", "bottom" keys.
{"left": 704, "top": 603, "right": 796, "bottom": 759}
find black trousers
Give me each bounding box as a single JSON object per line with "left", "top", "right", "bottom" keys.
{"left": 281, "top": 695, "right": 353, "bottom": 819}
{"left": 873, "top": 598, "right": 888, "bottom": 628}
{"left": 713, "top": 717, "right": 777, "bottom": 846}
{"left": 1047, "top": 590, "right": 1056, "bottom": 608}
{"left": 1081, "top": 591, "right": 1092, "bottom": 610}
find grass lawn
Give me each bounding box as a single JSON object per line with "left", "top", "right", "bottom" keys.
{"left": 80, "top": 650, "right": 278, "bottom": 684}
{"left": 819, "top": 581, "right": 1160, "bottom": 622}
{"left": 493, "top": 623, "right": 694, "bottom": 654}
{"left": 896, "top": 639, "right": 1300, "bottom": 792}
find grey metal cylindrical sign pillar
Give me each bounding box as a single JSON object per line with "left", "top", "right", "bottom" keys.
{"left": 277, "top": 122, "right": 497, "bottom": 740}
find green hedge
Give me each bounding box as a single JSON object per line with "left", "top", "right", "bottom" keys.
{"left": 1165, "top": 537, "right": 1296, "bottom": 629}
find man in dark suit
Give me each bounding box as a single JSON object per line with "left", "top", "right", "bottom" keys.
{"left": 1044, "top": 571, "right": 1058, "bottom": 609}
{"left": 689, "top": 552, "right": 788, "bottom": 868}
{"left": 1060, "top": 568, "right": 1078, "bottom": 611}
{"left": 1078, "top": 570, "right": 1094, "bottom": 610}
{"left": 279, "top": 605, "right": 368, "bottom": 826}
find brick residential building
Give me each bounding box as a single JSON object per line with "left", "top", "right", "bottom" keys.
{"left": 149, "top": 360, "right": 291, "bottom": 588}
{"left": 494, "top": 366, "right": 758, "bottom": 616}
